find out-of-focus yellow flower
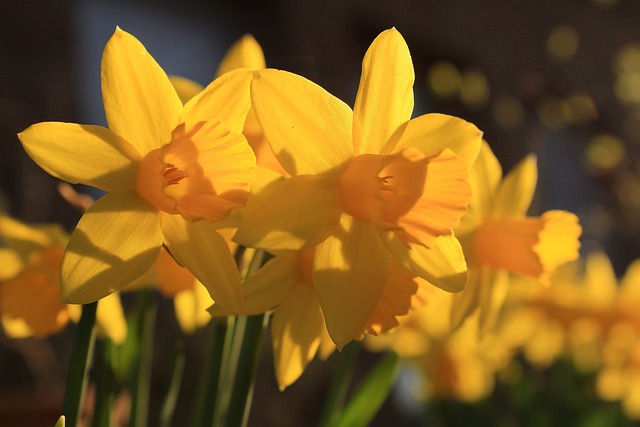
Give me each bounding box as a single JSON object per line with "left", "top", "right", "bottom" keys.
{"left": 18, "top": 28, "right": 256, "bottom": 312}
{"left": 211, "top": 245, "right": 428, "bottom": 390}
{"left": 234, "top": 28, "right": 482, "bottom": 348}
{"left": 0, "top": 215, "right": 126, "bottom": 342}
{"left": 451, "top": 141, "right": 581, "bottom": 331}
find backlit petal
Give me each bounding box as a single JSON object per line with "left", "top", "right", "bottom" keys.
{"left": 19, "top": 123, "right": 139, "bottom": 192}
{"left": 169, "top": 76, "right": 204, "bottom": 104}
{"left": 217, "top": 34, "right": 266, "bottom": 76}
{"left": 477, "top": 267, "right": 509, "bottom": 333}
{"left": 96, "top": 292, "right": 127, "bottom": 344}
{"left": 211, "top": 254, "right": 299, "bottom": 317}
{"left": 234, "top": 175, "right": 341, "bottom": 251}
{"left": 381, "top": 232, "right": 467, "bottom": 292}
{"left": 183, "top": 69, "right": 253, "bottom": 134}
{"left": 457, "top": 141, "right": 503, "bottom": 235}
{"left": 174, "top": 282, "right": 213, "bottom": 333}
{"left": 161, "top": 213, "right": 243, "bottom": 313}
{"left": 450, "top": 267, "right": 482, "bottom": 330}
{"left": 390, "top": 114, "right": 482, "bottom": 166}
{"left": 101, "top": 27, "right": 182, "bottom": 154}
{"left": 251, "top": 69, "right": 354, "bottom": 175}
{"left": 62, "top": 192, "right": 162, "bottom": 303}
{"left": 492, "top": 154, "right": 537, "bottom": 218}
{"left": 353, "top": 28, "right": 414, "bottom": 154}
{"left": 314, "top": 215, "right": 390, "bottom": 349}
{"left": 272, "top": 282, "right": 324, "bottom": 390}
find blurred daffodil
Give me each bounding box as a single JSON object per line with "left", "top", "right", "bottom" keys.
{"left": 235, "top": 28, "right": 482, "bottom": 348}
{"left": 451, "top": 141, "right": 581, "bottom": 331}
{"left": 0, "top": 215, "right": 126, "bottom": 343}
{"left": 18, "top": 28, "right": 256, "bottom": 312}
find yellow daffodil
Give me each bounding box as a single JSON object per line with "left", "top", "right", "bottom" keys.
{"left": 18, "top": 28, "right": 256, "bottom": 311}
{"left": 451, "top": 141, "right": 582, "bottom": 331}
{"left": 0, "top": 215, "right": 126, "bottom": 342}
{"left": 235, "top": 28, "right": 482, "bottom": 348}
{"left": 210, "top": 246, "right": 428, "bottom": 390}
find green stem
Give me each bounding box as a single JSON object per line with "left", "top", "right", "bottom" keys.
{"left": 190, "top": 318, "right": 228, "bottom": 427}
{"left": 159, "top": 340, "right": 186, "bottom": 427}
{"left": 212, "top": 315, "right": 245, "bottom": 427}
{"left": 62, "top": 301, "right": 97, "bottom": 427}
{"left": 224, "top": 313, "right": 268, "bottom": 427}
{"left": 91, "top": 339, "right": 113, "bottom": 427}
{"left": 128, "top": 290, "right": 157, "bottom": 427}
{"left": 317, "top": 341, "right": 359, "bottom": 427}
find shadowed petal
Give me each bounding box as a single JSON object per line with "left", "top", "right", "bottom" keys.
{"left": 19, "top": 123, "right": 139, "bottom": 192}
{"left": 161, "top": 213, "right": 243, "bottom": 313}
{"left": 380, "top": 232, "right": 467, "bottom": 292}
{"left": 62, "top": 192, "right": 162, "bottom": 303}
{"left": 169, "top": 76, "right": 204, "bottom": 104}
{"left": 251, "top": 69, "right": 354, "bottom": 175}
{"left": 101, "top": 27, "right": 182, "bottom": 154}
{"left": 314, "top": 215, "right": 390, "bottom": 349}
{"left": 353, "top": 28, "right": 414, "bottom": 155}
{"left": 272, "top": 281, "right": 325, "bottom": 390}
{"left": 217, "top": 34, "right": 266, "bottom": 76}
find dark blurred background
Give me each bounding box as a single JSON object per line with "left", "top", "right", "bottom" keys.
{"left": 1, "top": 0, "right": 640, "bottom": 425}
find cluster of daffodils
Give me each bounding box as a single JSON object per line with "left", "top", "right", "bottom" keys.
{"left": 5, "top": 25, "right": 588, "bottom": 424}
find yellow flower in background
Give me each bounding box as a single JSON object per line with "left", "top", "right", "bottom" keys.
{"left": 235, "top": 28, "right": 482, "bottom": 348}
{"left": 210, "top": 246, "right": 428, "bottom": 390}
{"left": 451, "top": 141, "right": 582, "bottom": 331}
{"left": 0, "top": 215, "right": 126, "bottom": 342}
{"left": 169, "top": 34, "right": 286, "bottom": 176}
{"left": 18, "top": 28, "right": 256, "bottom": 312}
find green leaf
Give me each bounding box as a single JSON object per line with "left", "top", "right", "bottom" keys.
{"left": 331, "top": 352, "right": 400, "bottom": 427}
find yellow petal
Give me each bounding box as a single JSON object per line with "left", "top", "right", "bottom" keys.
{"left": 217, "top": 34, "right": 266, "bottom": 76}
{"left": 457, "top": 141, "right": 503, "bottom": 236}
{"left": 271, "top": 282, "right": 324, "bottom": 390}
{"left": 0, "top": 249, "right": 22, "bottom": 280}
{"left": 183, "top": 69, "right": 253, "bottom": 134}
{"left": 390, "top": 114, "right": 483, "bottom": 166}
{"left": 381, "top": 232, "right": 468, "bottom": 292}
{"left": 353, "top": 28, "right": 414, "bottom": 154}
{"left": 101, "top": 28, "right": 182, "bottom": 155}
{"left": 492, "top": 154, "right": 537, "bottom": 218}
{"left": 96, "top": 292, "right": 127, "bottom": 344}
{"left": 584, "top": 251, "right": 617, "bottom": 306}
{"left": 169, "top": 76, "right": 204, "bottom": 104}
{"left": 18, "top": 123, "right": 139, "bottom": 192}
{"left": 211, "top": 254, "right": 298, "bottom": 317}
{"left": 450, "top": 267, "right": 482, "bottom": 330}
{"left": 174, "top": 282, "right": 213, "bottom": 333}
{"left": 477, "top": 267, "right": 509, "bottom": 333}
{"left": 251, "top": 69, "right": 354, "bottom": 175}
{"left": 1, "top": 315, "right": 34, "bottom": 339}
{"left": 234, "top": 174, "right": 341, "bottom": 251}
{"left": 314, "top": 215, "right": 390, "bottom": 349}
{"left": 62, "top": 192, "right": 162, "bottom": 303}
{"left": 160, "top": 213, "right": 243, "bottom": 313}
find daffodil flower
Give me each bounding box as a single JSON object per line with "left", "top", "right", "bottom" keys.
{"left": 234, "top": 28, "right": 482, "bottom": 347}
{"left": 451, "top": 141, "right": 582, "bottom": 331}
{"left": 0, "top": 215, "right": 126, "bottom": 342}
{"left": 18, "top": 28, "right": 256, "bottom": 311}
{"left": 210, "top": 246, "right": 428, "bottom": 390}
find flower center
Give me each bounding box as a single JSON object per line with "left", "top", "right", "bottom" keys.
{"left": 162, "top": 163, "right": 187, "bottom": 186}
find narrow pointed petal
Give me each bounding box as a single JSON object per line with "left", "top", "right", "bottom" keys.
{"left": 217, "top": 34, "right": 266, "bottom": 76}
{"left": 169, "top": 76, "right": 204, "bottom": 104}
{"left": 380, "top": 232, "right": 467, "bottom": 292}
{"left": 101, "top": 27, "right": 182, "bottom": 154}
{"left": 450, "top": 267, "right": 482, "bottom": 330}
{"left": 390, "top": 114, "right": 482, "bottom": 166}
{"left": 19, "top": 123, "right": 139, "bottom": 192}
{"left": 251, "top": 69, "right": 354, "bottom": 175}
{"left": 96, "top": 292, "right": 127, "bottom": 344}
{"left": 492, "top": 154, "right": 537, "bottom": 218}
{"left": 457, "top": 141, "right": 503, "bottom": 236}
{"left": 314, "top": 215, "right": 390, "bottom": 349}
{"left": 234, "top": 175, "right": 341, "bottom": 251}
{"left": 272, "top": 282, "right": 324, "bottom": 390}
{"left": 62, "top": 192, "right": 162, "bottom": 303}
{"left": 160, "top": 214, "right": 243, "bottom": 313}
{"left": 584, "top": 252, "right": 618, "bottom": 307}
{"left": 477, "top": 267, "right": 509, "bottom": 334}
{"left": 211, "top": 254, "right": 299, "bottom": 317}
{"left": 183, "top": 69, "right": 253, "bottom": 134}
{"left": 353, "top": 28, "right": 414, "bottom": 154}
